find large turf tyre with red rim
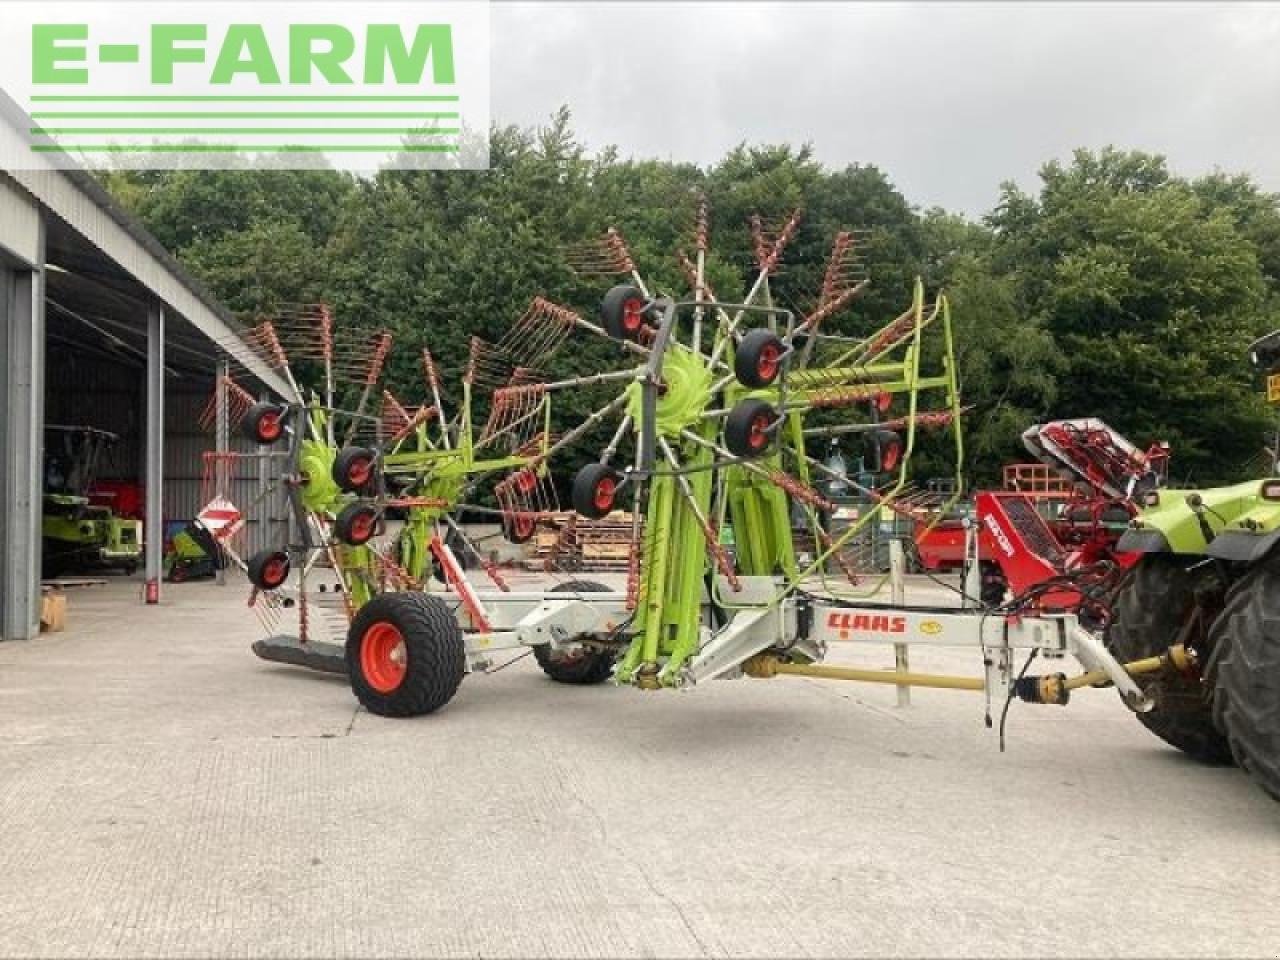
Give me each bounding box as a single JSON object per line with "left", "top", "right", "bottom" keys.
{"left": 243, "top": 402, "right": 287, "bottom": 445}
{"left": 346, "top": 592, "right": 466, "bottom": 717}
{"left": 533, "top": 581, "right": 616, "bottom": 684}
{"left": 1208, "top": 561, "right": 1280, "bottom": 800}
{"left": 1107, "top": 554, "right": 1232, "bottom": 764}
{"left": 734, "top": 328, "right": 785, "bottom": 389}
{"left": 600, "top": 284, "right": 650, "bottom": 341}
{"left": 334, "top": 502, "right": 379, "bottom": 546}
{"left": 572, "top": 463, "right": 621, "bottom": 519}
{"left": 332, "top": 446, "right": 377, "bottom": 493}
{"left": 724, "top": 398, "right": 779, "bottom": 459}
{"left": 247, "top": 549, "right": 291, "bottom": 591}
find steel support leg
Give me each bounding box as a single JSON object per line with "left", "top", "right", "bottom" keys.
{"left": 890, "top": 538, "right": 910, "bottom": 706}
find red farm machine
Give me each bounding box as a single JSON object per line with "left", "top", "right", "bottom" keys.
{"left": 916, "top": 418, "right": 1168, "bottom": 623}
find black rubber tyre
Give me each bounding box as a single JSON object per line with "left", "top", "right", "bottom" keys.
{"left": 334, "top": 502, "right": 379, "bottom": 546}
{"left": 430, "top": 528, "right": 471, "bottom": 584}
{"left": 533, "top": 581, "right": 616, "bottom": 684}
{"left": 346, "top": 593, "right": 466, "bottom": 717}
{"left": 247, "top": 549, "right": 290, "bottom": 591}
{"left": 734, "top": 328, "right": 786, "bottom": 388}
{"left": 332, "top": 446, "right": 377, "bottom": 493}
{"left": 502, "top": 511, "right": 536, "bottom": 544}
{"left": 864, "top": 429, "right": 904, "bottom": 474}
{"left": 1209, "top": 562, "right": 1280, "bottom": 800}
{"left": 979, "top": 561, "right": 1007, "bottom": 608}
{"left": 243, "top": 402, "right": 287, "bottom": 445}
{"left": 572, "top": 464, "right": 621, "bottom": 519}
{"left": 724, "top": 398, "right": 779, "bottom": 459}
{"left": 600, "top": 284, "right": 650, "bottom": 341}
{"left": 1108, "top": 554, "right": 1232, "bottom": 764}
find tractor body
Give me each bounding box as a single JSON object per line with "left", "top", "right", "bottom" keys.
{"left": 1103, "top": 328, "right": 1280, "bottom": 801}
{"left": 41, "top": 426, "right": 142, "bottom": 576}
{"left": 1119, "top": 480, "right": 1280, "bottom": 558}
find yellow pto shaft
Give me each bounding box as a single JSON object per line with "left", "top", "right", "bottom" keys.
{"left": 742, "top": 644, "right": 1194, "bottom": 705}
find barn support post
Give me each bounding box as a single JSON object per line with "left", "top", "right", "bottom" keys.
{"left": 144, "top": 302, "right": 165, "bottom": 603}
{"left": 215, "top": 358, "right": 229, "bottom": 585}
{"left": 0, "top": 218, "right": 45, "bottom": 640}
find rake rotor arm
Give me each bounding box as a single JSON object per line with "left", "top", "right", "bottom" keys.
{"left": 422, "top": 348, "right": 451, "bottom": 450}
{"left": 528, "top": 391, "right": 634, "bottom": 471}
{"left": 656, "top": 437, "right": 741, "bottom": 591}
{"left": 343, "top": 331, "right": 393, "bottom": 446}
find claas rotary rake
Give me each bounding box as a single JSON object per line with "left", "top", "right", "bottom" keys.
{"left": 223, "top": 203, "right": 1202, "bottom": 741}
{"left": 208, "top": 301, "right": 590, "bottom": 672}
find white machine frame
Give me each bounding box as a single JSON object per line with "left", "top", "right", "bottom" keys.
{"left": 436, "top": 539, "right": 1152, "bottom": 716}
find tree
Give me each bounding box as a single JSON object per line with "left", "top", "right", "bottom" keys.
{"left": 98, "top": 130, "right": 1280, "bottom": 490}
{"left": 988, "top": 148, "right": 1275, "bottom": 484}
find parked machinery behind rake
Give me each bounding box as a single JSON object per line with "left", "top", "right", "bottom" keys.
{"left": 968, "top": 418, "right": 1170, "bottom": 619}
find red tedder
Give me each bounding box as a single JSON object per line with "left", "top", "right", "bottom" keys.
{"left": 917, "top": 419, "right": 1168, "bottom": 621}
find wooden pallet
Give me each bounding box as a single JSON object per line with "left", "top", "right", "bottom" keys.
{"left": 531, "top": 511, "right": 638, "bottom": 571}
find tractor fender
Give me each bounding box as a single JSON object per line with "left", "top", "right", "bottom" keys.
{"left": 1115, "top": 528, "right": 1171, "bottom": 554}
{"left": 1205, "top": 529, "right": 1280, "bottom": 565}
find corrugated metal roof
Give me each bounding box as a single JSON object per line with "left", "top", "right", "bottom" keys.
{"left": 0, "top": 89, "right": 294, "bottom": 400}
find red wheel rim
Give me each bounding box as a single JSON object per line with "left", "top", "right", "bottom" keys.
{"left": 346, "top": 457, "right": 372, "bottom": 488}
{"left": 261, "top": 555, "right": 288, "bottom": 589}
{"left": 882, "top": 441, "right": 902, "bottom": 471}
{"left": 513, "top": 513, "right": 534, "bottom": 538}
{"left": 257, "top": 411, "right": 282, "bottom": 442}
{"left": 594, "top": 476, "right": 616, "bottom": 512}
{"left": 621, "top": 298, "right": 644, "bottom": 332}
{"left": 349, "top": 510, "right": 376, "bottom": 544}
{"left": 515, "top": 470, "right": 537, "bottom": 494}
{"left": 876, "top": 393, "right": 892, "bottom": 414}
{"left": 749, "top": 413, "right": 773, "bottom": 451}
{"left": 360, "top": 622, "right": 406, "bottom": 693}
{"left": 757, "top": 343, "right": 781, "bottom": 382}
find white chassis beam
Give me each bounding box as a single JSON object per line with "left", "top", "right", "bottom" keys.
{"left": 460, "top": 578, "right": 1150, "bottom": 712}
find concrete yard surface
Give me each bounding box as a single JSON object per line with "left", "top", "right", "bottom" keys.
{"left": 0, "top": 574, "right": 1278, "bottom": 958}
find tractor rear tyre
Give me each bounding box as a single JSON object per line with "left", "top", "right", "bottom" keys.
{"left": 1209, "top": 561, "right": 1280, "bottom": 800}
{"left": 346, "top": 593, "right": 466, "bottom": 717}
{"left": 1108, "top": 554, "right": 1232, "bottom": 764}
{"left": 533, "top": 581, "right": 616, "bottom": 684}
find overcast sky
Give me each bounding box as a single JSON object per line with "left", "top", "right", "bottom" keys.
{"left": 491, "top": 2, "right": 1280, "bottom": 216}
